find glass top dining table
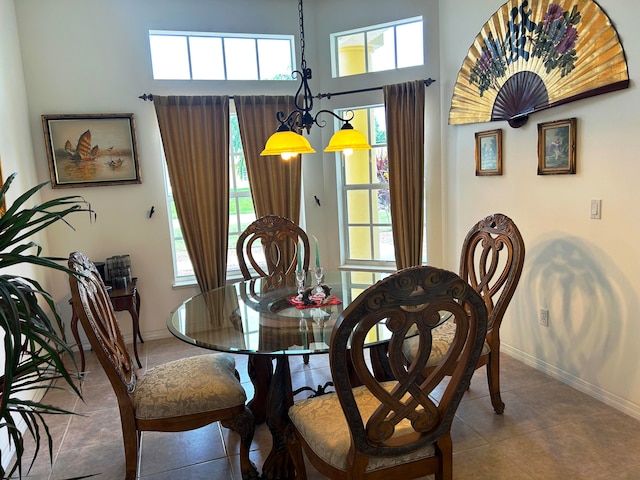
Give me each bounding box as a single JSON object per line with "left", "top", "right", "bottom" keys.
{"left": 167, "top": 270, "right": 391, "bottom": 480}
{"left": 167, "top": 270, "right": 393, "bottom": 357}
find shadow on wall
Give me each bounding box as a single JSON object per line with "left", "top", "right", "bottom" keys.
{"left": 513, "top": 234, "right": 638, "bottom": 395}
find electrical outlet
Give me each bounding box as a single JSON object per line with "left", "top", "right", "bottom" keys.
{"left": 539, "top": 308, "right": 549, "bottom": 327}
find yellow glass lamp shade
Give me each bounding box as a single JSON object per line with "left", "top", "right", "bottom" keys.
{"left": 324, "top": 123, "right": 372, "bottom": 154}
{"left": 260, "top": 130, "right": 316, "bottom": 159}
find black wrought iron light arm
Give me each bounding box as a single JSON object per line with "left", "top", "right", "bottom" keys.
{"left": 276, "top": 66, "right": 355, "bottom": 134}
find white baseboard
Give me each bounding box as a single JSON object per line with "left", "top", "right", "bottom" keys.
{"left": 70, "top": 329, "right": 177, "bottom": 352}
{"left": 501, "top": 344, "right": 640, "bottom": 421}
{"left": 1, "top": 431, "right": 14, "bottom": 472}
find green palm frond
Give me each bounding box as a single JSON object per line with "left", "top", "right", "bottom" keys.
{"left": 0, "top": 172, "right": 95, "bottom": 479}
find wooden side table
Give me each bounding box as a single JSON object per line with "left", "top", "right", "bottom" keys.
{"left": 70, "top": 277, "right": 143, "bottom": 372}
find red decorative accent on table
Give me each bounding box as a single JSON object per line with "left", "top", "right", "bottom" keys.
{"left": 287, "top": 295, "right": 342, "bottom": 310}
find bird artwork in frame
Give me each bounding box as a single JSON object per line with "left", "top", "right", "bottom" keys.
{"left": 475, "top": 129, "right": 502, "bottom": 176}
{"left": 537, "top": 117, "right": 576, "bottom": 175}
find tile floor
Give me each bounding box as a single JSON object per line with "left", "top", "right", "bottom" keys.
{"left": 11, "top": 336, "right": 640, "bottom": 479}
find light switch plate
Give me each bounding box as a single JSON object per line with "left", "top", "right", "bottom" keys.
{"left": 590, "top": 199, "right": 601, "bottom": 219}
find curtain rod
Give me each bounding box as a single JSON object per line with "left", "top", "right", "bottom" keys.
{"left": 138, "top": 78, "right": 436, "bottom": 102}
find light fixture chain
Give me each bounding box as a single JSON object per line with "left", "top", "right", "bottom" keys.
{"left": 298, "top": 0, "right": 306, "bottom": 69}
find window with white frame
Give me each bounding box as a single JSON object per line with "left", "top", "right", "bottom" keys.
{"left": 149, "top": 30, "right": 295, "bottom": 80}
{"left": 165, "top": 114, "right": 256, "bottom": 282}
{"left": 330, "top": 17, "right": 423, "bottom": 77}
{"left": 336, "top": 105, "right": 395, "bottom": 267}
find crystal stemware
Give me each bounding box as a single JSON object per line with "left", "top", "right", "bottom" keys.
{"left": 314, "top": 266, "right": 324, "bottom": 293}
{"left": 295, "top": 269, "right": 306, "bottom": 296}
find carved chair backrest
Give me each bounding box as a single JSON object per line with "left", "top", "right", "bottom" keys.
{"left": 236, "top": 215, "right": 310, "bottom": 281}
{"left": 68, "top": 252, "right": 136, "bottom": 398}
{"left": 459, "top": 213, "right": 525, "bottom": 332}
{"left": 330, "top": 266, "right": 488, "bottom": 458}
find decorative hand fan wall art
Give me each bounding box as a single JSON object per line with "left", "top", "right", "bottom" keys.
{"left": 449, "top": 0, "right": 629, "bottom": 127}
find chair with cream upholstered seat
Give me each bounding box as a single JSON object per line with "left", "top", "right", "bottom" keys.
{"left": 68, "top": 252, "right": 258, "bottom": 480}
{"left": 287, "top": 265, "right": 488, "bottom": 480}
{"left": 402, "top": 213, "right": 525, "bottom": 414}
{"left": 236, "top": 214, "right": 310, "bottom": 282}
{"left": 236, "top": 214, "right": 312, "bottom": 396}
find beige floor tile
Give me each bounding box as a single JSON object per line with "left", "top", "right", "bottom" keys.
{"left": 140, "top": 457, "right": 235, "bottom": 479}
{"left": 453, "top": 443, "right": 536, "bottom": 479}
{"left": 74, "top": 380, "right": 119, "bottom": 413}
{"left": 138, "top": 423, "right": 228, "bottom": 476}
{"left": 14, "top": 340, "right": 640, "bottom": 480}
{"left": 59, "top": 407, "right": 123, "bottom": 453}
{"left": 601, "top": 465, "right": 640, "bottom": 479}
{"left": 51, "top": 440, "right": 126, "bottom": 479}
{"left": 455, "top": 390, "right": 558, "bottom": 442}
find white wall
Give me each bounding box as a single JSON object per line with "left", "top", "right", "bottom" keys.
{"left": 13, "top": 0, "right": 439, "bottom": 343}
{"left": 0, "top": 0, "right": 57, "bottom": 465}
{"left": 15, "top": 0, "right": 305, "bottom": 343}
{"left": 439, "top": 0, "right": 640, "bottom": 418}
{"left": 8, "top": 0, "right": 640, "bottom": 426}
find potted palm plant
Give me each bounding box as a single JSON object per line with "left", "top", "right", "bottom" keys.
{"left": 0, "top": 172, "right": 94, "bottom": 478}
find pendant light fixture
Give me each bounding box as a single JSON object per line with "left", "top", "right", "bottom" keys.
{"left": 260, "top": 0, "right": 372, "bottom": 159}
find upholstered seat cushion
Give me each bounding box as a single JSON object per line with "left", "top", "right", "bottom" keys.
{"left": 288, "top": 381, "right": 436, "bottom": 473}
{"left": 133, "top": 353, "right": 246, "bottom": 420}
{"left": 402, "top": 319, "right": 490, "bottom": 366}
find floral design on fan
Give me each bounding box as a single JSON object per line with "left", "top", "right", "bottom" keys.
{"left": 469, "top": 1, "right": 581, "bottom": 97}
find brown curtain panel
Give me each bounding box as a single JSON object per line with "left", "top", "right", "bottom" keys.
{"left": 383, "top": 80, "right": 426, "bottom": 269}
{"left": 234, "top": 95, "right": 301, "bottom": 221}
{"left": 154, "top": 95, "right": 230, "bottom": 292}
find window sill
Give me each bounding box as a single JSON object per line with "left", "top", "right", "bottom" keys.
{"left": 172, "top": 272, "right": 246, "bottom": 289}
{"left": 338, "top": 264, "right": 397, "bottom": 274}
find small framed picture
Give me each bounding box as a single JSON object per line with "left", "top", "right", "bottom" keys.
{"left": 537, "top": 118, "right": 576, "bottom": 175}
{"left": 42, "top": 113, "right": 142, "bottom": 188}
{"left": 475, "top": 129, "right": 502, "bottom": 176}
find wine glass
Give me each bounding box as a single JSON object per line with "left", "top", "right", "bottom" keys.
{"left": 295, "top": 269, "right": 306, "bottom": 296}
{"left": 314, "top": 266, "right": 324, "bottom": 293}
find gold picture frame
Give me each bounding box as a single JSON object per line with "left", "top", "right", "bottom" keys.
{"left": 537, "top": 118, "right": 576, "bottom": 175}
{"left": 42, "top": 113, "right": 142, "bottom": 188}
{"left": 475, "top": 129, "right": 502, "bottom": 176}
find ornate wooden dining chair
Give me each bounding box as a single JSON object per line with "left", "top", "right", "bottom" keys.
{"left": 288, "top": 265, "right": 488, "bottom": 480}
{"left": 237, "top": 214, "right": 312, "bottom": 366}
{"left": 403, "top": 213, "right": 525, "bottom": 414}
{"left": 236, "top": 214, "right": 310, "bottom": 282}
{"left": 67, "top": 252, "right": 259, "bottom": 480}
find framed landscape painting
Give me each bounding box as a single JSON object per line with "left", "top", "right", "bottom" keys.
{"left": 475, "top": 129, "right": 502, "bottom": 176}
{"left": 42, "top": 113, "right": 142, "bottom": 188}
{"left": 537, "top": 118, "right": 576, "bottom": 175}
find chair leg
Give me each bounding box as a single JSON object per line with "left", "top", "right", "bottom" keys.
{"left": 487, "top": 351, "right": 505, "bottom": 414}
{"left": 345, "top": 452, "right": 368, "bottom": 480}
{"left": 287, "top": 434, "right": 308, "bottom": 480}
{"left": 230, "top": 406, "right": 260, "bottom": 480}
{"left": 435, "top": 433, "right": 453, "bottom": 480}
{"left": 121, "top": 421, "right": 139, "bottom": 480}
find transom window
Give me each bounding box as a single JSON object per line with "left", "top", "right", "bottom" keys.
{"left": 149, "top": 31, "right": 295, "bottom": 80}
{"left": 336, "top": 106, "right": 394, "bottom": 267}
{"left": 331, "top": 17, "right": 424, "bottom": 77}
